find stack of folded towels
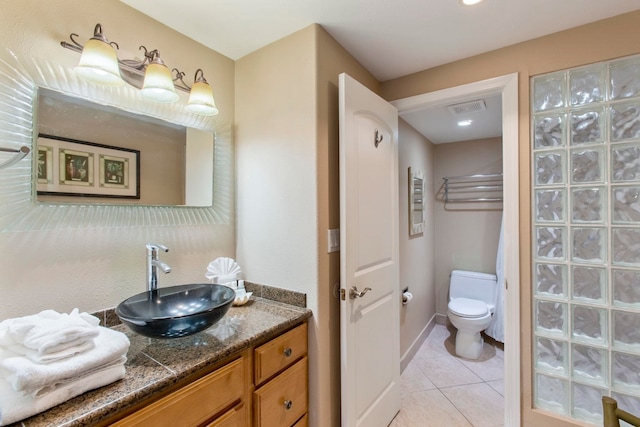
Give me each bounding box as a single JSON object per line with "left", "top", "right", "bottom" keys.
{"left": 0, "top": 309, "right": 130, "bottom": 426}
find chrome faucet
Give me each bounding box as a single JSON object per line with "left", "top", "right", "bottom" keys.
{"left": 146, "top": 243, "right": 171, "bottom": 291}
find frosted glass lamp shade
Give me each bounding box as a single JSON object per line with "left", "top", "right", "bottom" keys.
{"left": 74, "top": 38, "right": 124, "bottom": 86}
{"left": 140, "top": 60, "right": 179, "bottom": 103}
{"left": 186, "top": 81, "right": 219, "bottom": 116}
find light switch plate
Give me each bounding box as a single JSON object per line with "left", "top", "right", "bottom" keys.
{"left": 328, "top": 229, "right": 340, "bottom": 253}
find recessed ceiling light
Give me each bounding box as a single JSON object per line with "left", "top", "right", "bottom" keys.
{"left": 458, "top": 120, "right": 473, "bottom": 126}
{"left": 460, "top": 0, "right": 484, "bottom": 5}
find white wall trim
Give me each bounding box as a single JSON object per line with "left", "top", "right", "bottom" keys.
{"left": 400, "top": 314, "right": 437, "bottom": 372}
{"left": 391, "top": 73, "right": 521, "bottom": 426}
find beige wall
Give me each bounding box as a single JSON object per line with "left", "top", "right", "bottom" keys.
{"left": 0, "top": 1, "right": 235, "bottom": 318}
{"left": 398, "top": 119, "right": 436, "bottom": 363}
{"left": 236, "top": 24, "right": 380, "bottom": 427}
{"left": 381, "top": 10, "right": 640, "bottom": 427}
{"left": 432, "top": 138, "right": 503, "bottom": 315}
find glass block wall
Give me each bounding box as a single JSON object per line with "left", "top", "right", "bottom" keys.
{"left": 532, "top": 54, "right": 640, "bottom": 424}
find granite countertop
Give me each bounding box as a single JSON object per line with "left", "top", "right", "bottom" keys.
{"left": 10, "top": 294, "right": 311, "bottom": 427}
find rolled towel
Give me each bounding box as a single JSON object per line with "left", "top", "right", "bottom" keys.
{"left": 0, "top": 363, "right": 125, "bottom": 426}
{"left": 0, "top": 326, "right": 129, "bottom": 394}
{"left": 0, "top": 309, "right": 99, "bottom": 355}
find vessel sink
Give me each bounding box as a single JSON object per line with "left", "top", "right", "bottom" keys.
{"left": 115, "top": 283, "right": 236, "bottom": 339}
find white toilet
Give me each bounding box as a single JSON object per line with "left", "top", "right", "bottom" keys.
{"left": 447, "top": 270, "right": 498, "bottom": 359}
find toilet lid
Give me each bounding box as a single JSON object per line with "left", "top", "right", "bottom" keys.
{"left": 449, "top": 298, "right": 489, "bottom": 318}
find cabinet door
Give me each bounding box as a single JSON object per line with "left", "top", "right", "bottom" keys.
{"left": 253, "top": 357, "right": 308, "bottom": 427}
{"left": 204, "top": 403, "right": 245, "bottom": 427}
{"left": 113, "top": 357, "right": 244, "bottom": 427}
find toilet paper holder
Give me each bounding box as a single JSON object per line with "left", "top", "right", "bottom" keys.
{"left": 402, "top": 287, "right": 413, "bottom": 305}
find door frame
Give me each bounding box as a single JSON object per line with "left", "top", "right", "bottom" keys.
{"left": 391, "top": 73, "right": 520, "bottom": 426}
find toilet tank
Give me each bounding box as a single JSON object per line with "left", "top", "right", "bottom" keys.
{"left": 449, "top": 270, "right": 498, "bottom": 309}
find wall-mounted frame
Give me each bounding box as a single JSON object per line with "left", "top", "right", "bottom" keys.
{"left": 36, "top": 134, "right": 140, "bottom": 199}
{"left": 409, "top": 167, "right": 425, "bottom": 236}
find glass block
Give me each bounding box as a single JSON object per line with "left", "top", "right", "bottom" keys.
{"left": 535, "top": 152, "right": 565, "bottom": 186}
{"left": 536, "top": 300, "right": 567, "bottom": 336}
{"left": 572, "top": 266, "right": 606, "bottom": 303}
{"left": 570, "top": 65, "right": 605, "bottom": 106}
{"left": 572, "top": 382, "right": 605, "bottom": 423}
{"left": 536, "top": 226, "right": 565, "bottom": 260}
{"left": 613, "top": 352, "right": 640, "bottom": 393}
{"left": 535, "top": 373, "right": 568, "bottom": 414}
{"left": 612, "top": 144, "right": 640, "bottom": 183}
{"left": 613, "top": 310, "right": 640, "bottom": 351}
{"left": 572, "top": 344, "right": 608, "bottom": 386}
{"left": 611, "top": 102, "right": 640, "bottom": 142}
{"left": 533, "top": 72, "right": 566, "bottom": 112}
{"left": 611, "top": 392, "right": 640, "bottom": 420}
{"left": 613, "top": 269, "right": 640, "bottom": 308}
{"left": 535, "top": 263, "right": 566, "bottom": 298}
{"left": 570, "top": 108, "right": 604, "bottom": 146}
{"left": 610, "top": 56, "right": 640, "bottom": 100}
{"left": 536, "top": 189, "right": 565, "bottom": 222}
{"left": 613, "top": 186, "right": 640, "bottom": 223}
{"left": 572, "top": 187, "right": 605, "bottom": 223}
{"left": 534, "top": 114, "right": 566, "bottom": 148}
{"left": 571, "top": 148, "right": 604, "bottom": 184}
{"left": 536, "top": 337, "right": 567, "bottom": 374}
{"left": 572, "top": 227, "right": 606, "bottom": 263}
{"left": 572, "top": 305, "right": 606, "bottom": 344}
{"left": 613, "top": 228, "right": 640, "bottom": 267}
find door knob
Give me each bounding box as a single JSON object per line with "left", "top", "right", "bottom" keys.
{"left": 349, "top": 286, "right": 372, "bottom": 299}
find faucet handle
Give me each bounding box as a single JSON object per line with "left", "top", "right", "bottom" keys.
{"left": 146, "top": 243, "right": 169, "bottom": 253}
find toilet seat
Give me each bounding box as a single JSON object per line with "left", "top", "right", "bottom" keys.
{"left": 448, "top": 298, "right": 489, "bottom": 318}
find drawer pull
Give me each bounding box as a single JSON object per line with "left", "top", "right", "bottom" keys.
{"left": 284, "top": 400, "right": 293, "bottom": 410}
{"left": 283, "top": 347, "right": 293, "bottom": 357}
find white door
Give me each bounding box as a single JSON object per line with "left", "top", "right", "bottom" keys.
{"left": 339, "top": 73, "right": 400, "bottom": 427}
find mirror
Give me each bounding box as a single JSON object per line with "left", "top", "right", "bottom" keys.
{"left": 36, "top": 88, "right": 213, "bottom": 206}
{"left": 409, "top": 167, "right": 425, "bottom": 236}
{"left": 0, "top": 50, "right": 233, "bottom": 232}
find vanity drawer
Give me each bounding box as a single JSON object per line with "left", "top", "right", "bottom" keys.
{"left": 112, "top": 357, "right": 244, "bottom": 427}
{"left": 254, "top": 323, "right": 307, "bottom": 385}
{"left": 292, "top": 413, "right": 308, "bottom": 427}
{"left": 204, "top": 402, "right": 246, "bottom": 427}
{"left": 253, "top": 357, "right": 308, "bottom": 427}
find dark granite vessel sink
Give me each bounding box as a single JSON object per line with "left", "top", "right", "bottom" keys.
{"left": 115, "top": 283, "right": 236, "bottom": 339}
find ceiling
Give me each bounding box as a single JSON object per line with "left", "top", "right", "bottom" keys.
{"left": 120, "top": 0, "right": 640, "bottom": 143}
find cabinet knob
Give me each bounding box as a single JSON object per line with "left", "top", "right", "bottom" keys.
{"left": 284, "top": 400, "right": 293, "bottom": 410}
{"left": 283, "top": 347, "right": 293, "bottom": 357}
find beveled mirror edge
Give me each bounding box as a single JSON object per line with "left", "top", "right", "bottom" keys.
{"left": 0, "top": 49, "right": 234, "bottom": 232}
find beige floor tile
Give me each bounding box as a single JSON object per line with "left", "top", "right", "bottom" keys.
{"left": 415, "top": 355, "right": 483, "bottom": 388}
{"left": 487, "top": 379, "right": 505, "bottom": 396}
{"left": 389, "top": 389, "right": 473, "bottom": 427}
{"left": 400, "top": 361, "right": 437, "bottom": 394}
{"left": 458, "top": 351, "right": 504, "bottom": 382}
{"left": 441, "top": 383, "right": 505, "bottom": 427}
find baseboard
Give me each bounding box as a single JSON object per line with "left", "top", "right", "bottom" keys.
{"left": 400, "top": 314, "right": 437, "bottom": 372}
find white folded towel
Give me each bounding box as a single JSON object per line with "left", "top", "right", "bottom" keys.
{"left": 0, "top": 326, "right": 129, "bottom": 394}
{"left": 7, "top": 339, "right": 95, "bottom": 364}
{"left": 0, "top": 309, "right": 99, "bottom": 355}
{"left": 0, "top": 363, "right": 125, "bottom": 426}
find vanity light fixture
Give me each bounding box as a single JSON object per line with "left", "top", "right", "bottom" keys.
{"left": 460, "top": 0, "right": 484, "bottom": 5}
{"left": 61, "top": 24, "right": 218, "bottom": 115}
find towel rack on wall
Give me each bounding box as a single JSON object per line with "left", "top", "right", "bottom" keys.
{"left": 0, "top": 146, "right": 30, "bottom": 170}
{"left": 441, "top": 172, "right": 503, "bottom": 204}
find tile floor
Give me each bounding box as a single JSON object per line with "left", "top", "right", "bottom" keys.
{"left": 389, "top": 323, "right": 505, "bottom": 427}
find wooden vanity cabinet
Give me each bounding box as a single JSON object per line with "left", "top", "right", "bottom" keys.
{"left": 253, "top": 323, "right": 308, "bottom": 427}
{"left": 110, "top": 322, "right": 308, "bottom": 427}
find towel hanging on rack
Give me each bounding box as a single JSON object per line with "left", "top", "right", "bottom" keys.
{"left": 0, "top": 146, "right": 30, "bottom": 170}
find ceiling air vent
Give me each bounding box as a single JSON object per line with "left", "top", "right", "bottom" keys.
{"left": 446, "top": 99, "right": 487, "bottom": 116}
